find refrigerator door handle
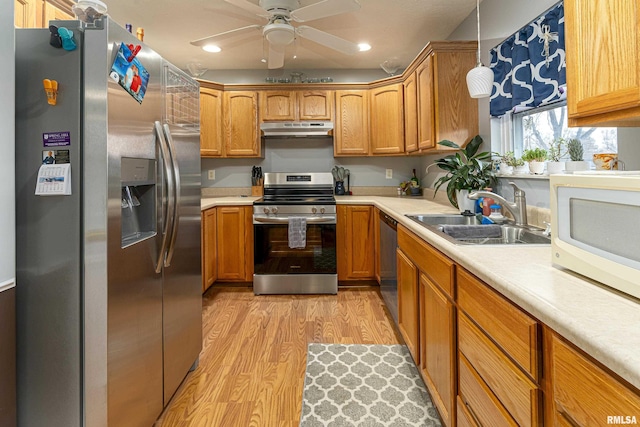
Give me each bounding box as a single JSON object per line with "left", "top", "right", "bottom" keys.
{"left": 154, "top": 121, "right": 175, "bottom": 274}
{"left": 162, "top": 123, "right": 181, "bottom": 267}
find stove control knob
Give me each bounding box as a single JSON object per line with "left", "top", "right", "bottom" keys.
{"left": 263, "top": 208, "right": 270, "bottom": 215}
{"left": 320, "top": 207, "right": 326, "bottom": 214}
{"left": 311, "top": 207, "right": 317, "bottom": 214}
{"left": 270, "top": 207, "right": 278, "bottom": 214}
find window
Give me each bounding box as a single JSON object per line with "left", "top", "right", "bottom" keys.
{"left": 507, "top": 101, "right": 617, "bottom": 160}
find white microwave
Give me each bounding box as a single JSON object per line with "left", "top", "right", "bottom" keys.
{"left": 551, "top": 172, "right": 640, "bottom": 300}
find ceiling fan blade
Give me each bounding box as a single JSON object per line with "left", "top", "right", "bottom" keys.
{"left": 268, "top": 44, "right": 285, "bottom": 69}
{"left": 224, "top": 0, "right": 270, "bottom": 18}
{"left": 290, "top": 0, "right": 361, "bottom": 22}
{"left": 190, "top": 25, "right": 262, "bottom": 47}
{"left": 295, "top": 25, "right": 359, "bottom": 55}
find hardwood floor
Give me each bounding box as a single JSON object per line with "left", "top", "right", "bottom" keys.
{"left": 156, "top": 286, "right": 402, "bottom": 427}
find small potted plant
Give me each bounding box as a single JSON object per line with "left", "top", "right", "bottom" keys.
{"left": 432, "top": 135, "right": 497, "bottom": 213}
{"left": 565, "top": 138, "right": 589, "bottom": 172}
{"left": 522, "top": 147, "right": 548, "bottom": 174}
{"left": 547, "top": 137, "right": 566, "bottom": 174}
{"left": 499, "top": 151, "right": 516, "bottom": 175}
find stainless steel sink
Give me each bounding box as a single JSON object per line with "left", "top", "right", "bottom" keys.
{"left": 405, "top": 214, "right": 550, "bottom": 245}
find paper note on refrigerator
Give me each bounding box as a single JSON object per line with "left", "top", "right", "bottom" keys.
{"left": 35, "top": 163, "right": 71, "bottom": 195}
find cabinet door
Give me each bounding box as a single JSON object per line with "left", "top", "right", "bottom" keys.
{"left": 298, "top": 90, "right": 334, "bottom": 120}
{"left": 14, "top": 0, "right": 36, "bottom": 28}
{"left": 337, "top": 205, "right": 375, "bottom": 280}
{"left": 200, "top": 88, "right": 224, "bottom": 157}
{"left": 549, "top": 333, "right": 640, "bottom": 427}
{"left": 420, "top": 274, "right": 455, "bottom": 427}
{"left": 397, "top": 248, "right": 419, "bottom": 363}
{"left": 224, "top": 91, "right": 261, "bottom": 157}
{"left": 202, "top": 208, "right": 216, "bottom": 292}
{"left": 334, "top": 90, "right": 369, "bottom": 156}
{"left": 369, "top": 84, "right": 405, "bottom": 155}
{"left": 259, "top": 91, "right": 296, "bottom": 121}
{"left": 416, "top": 55, "right": 435, "bottom": 150}
{"left": 216, "top": 206, "right": 252, "bottom": 281}
{"left": 404, "top": 72, "right": 419, "bottom": 153}
{"left": 433, "top": 50, "right": 478, "bottom": 146}
{"left": 39, "top": 0, "right": 73, "bottom": 27}
{"left": 565, "top": 0, "right": 640, "bottom": 126}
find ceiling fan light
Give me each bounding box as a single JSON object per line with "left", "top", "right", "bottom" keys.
{"left": 358, "top": 43, "right": 371, "bottom": 52}
{"left": 264, "top": 23, "right": 295, "bottom": 46}
{"left": 466, "top": 65, "right": 494, "bottom": 98}
{"left": 202, "top": 44, "right": 222, "bottom": 53}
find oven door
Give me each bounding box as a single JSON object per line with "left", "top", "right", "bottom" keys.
{"left": 254, "top": 217, "right": 337, "bottom": 276}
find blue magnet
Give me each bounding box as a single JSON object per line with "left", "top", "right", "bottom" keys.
{"left": 58, "top": 27, "right": 77, "bottom": 51}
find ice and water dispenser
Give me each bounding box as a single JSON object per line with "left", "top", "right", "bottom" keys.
{"left": 121, "top": 157, "right": 156, "bottom": 248}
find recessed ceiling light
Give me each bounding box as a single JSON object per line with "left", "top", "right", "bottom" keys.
{"left": 358, "top": 43, "right": 371, "bottom": 52}
{"left": 261, "top": 58, "right": 267, "bottom": 63}
{"left": 202, "top": 44, "right": 221, "bottom": 53}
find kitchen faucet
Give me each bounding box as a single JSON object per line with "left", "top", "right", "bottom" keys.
{"left": 468, "top": 182, "right": 528, "bottom": 226}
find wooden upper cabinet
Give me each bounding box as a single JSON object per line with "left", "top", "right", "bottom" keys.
{"left": 370, "top": 83, "right": 405, "bottom": 155}
{"left": 200, "top": 88, "right": 224, "bottom": 157}
{"left": 403, "top": 72, "right": 419, "bottom": 153}
{"left": 417, "top": 44, "right": 478, "bottom": 150}
{"left": 337, "top": 205, "right": 375, "bottom": 281}
{"left": 259, "top": 91, "right": 297, "bottom": 121}
{"left": 565, "top": 0, "right": 640, "bottom": 126}
{"left": 223, "top": 91, "right": 261, "bottom": 157}
{"left": 416, "top": 55, "right": 435, "bottom": 150}
{"left": 259, "top": 90, "right": 333, "bottom": 121}
{"left": 334, "top": 90, "right": 370, "bottom": 156}
{"left": 15, "top": 0, "right": 36, "bottom": 28}
{"left": 40, "top": 0, "right": 73, "bottom": 26}
{"left": 298, "top": 90, "right": 333, "bottom": 120}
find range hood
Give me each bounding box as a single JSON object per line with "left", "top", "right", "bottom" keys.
{"left": 260, "top": 121, "right": 333, "bottom": 138}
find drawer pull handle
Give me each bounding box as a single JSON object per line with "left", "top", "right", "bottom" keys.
{"left": 558, "top": 407, "right": 582, "bottom": 427}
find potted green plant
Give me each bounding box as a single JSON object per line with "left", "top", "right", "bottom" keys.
{"left": 547, "top": 138, "right": 566, "bottom": 174}
{"left": 565, "top": 138, "right": 589, "bottom": 172}
{"left": 522, "top": 147, "right": 548, "bottom": 174}
{"left": 433, "top": 135, "right": 497, "bottom": 212}
{"left": 498, "top": 151, "right": 515, "bottom": 175}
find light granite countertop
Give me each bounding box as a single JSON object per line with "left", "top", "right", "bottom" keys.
{"left": 201, "top": 195, "right": 640, "bottom": 390}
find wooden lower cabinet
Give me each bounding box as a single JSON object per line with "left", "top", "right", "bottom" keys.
{"left": 337, "top": 205, "right": 375, "bottom": 281}
{"left": 216, "top": 206, "right": 253, "bottom": 281}
{"left": 420, "top": 274, "right": 455, "bottom": 427}
{"left": 201, "top": 208, "right": 216, "bottom": 292}
{"left": 396, "top": 248, "right": 419, "bottom": 364}
{"left": 547, "top": 331, "right": 640, "bottom": 427}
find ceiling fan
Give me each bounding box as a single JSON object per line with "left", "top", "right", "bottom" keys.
{"left": 190, "top": 0, "right": 362, "bottom": 69}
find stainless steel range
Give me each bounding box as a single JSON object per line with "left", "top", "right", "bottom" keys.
{"left": 253, "top": 172, "right": 337, "bottom": 295}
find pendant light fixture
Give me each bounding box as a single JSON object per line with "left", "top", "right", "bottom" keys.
{"left": 466, "top": 0, "right": 493, "bottom": 98}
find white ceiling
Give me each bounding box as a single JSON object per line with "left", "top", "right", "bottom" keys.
{"left": 104, "top": 0, "right": 479, "bottom": 73}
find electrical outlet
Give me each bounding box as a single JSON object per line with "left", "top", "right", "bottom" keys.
{"left": 208, "top": 169, "right": 215, "bottom": 180}
{"left": 385, "top": 169, "right": 393, "bottom": 179}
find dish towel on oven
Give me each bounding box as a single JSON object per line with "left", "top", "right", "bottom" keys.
{"left": 288, "top": 217, "right": 307, "bottom": 249}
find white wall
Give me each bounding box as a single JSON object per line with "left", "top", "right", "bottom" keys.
{"left": 1, "top": 0, "right": 15, "bottom": 287}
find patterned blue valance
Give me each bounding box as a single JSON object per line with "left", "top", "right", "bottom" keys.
{"left": 490, "top": 3, "right": 565, "bottom": 117}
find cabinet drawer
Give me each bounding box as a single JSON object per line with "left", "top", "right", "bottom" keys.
{"left": 550, "top": 333, "right": 640, "bottom": 427}
{"left": 397, "top": 225, "right": 454, "bottom": 297}
{"left": 457, "top": 268, "right": 540, "bottom": 380}
{"left": 459, "top": 355, "right": 517, "bottom": 427}
{"left": 458, "top": 313, "right": 540, "bottom": 427}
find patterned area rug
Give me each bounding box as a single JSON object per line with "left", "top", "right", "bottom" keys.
{"left": 300, "top": 344, "right": 442, "bottom": 426}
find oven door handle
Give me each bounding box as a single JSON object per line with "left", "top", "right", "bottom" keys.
{"left": 254, "top": 216, "right": 336, "bottom": 224}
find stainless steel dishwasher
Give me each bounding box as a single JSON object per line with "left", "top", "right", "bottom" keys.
{"left": 379, "top": 211, "right": 398, "bottom": 326}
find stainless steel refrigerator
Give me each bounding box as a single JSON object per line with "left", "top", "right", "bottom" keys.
{"left": 15, "top": 18, "right": 202, "bottom": 427}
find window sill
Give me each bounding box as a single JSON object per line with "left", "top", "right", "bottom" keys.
{"left": 496, "top": 173, "right": 549, "bottom": 180}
